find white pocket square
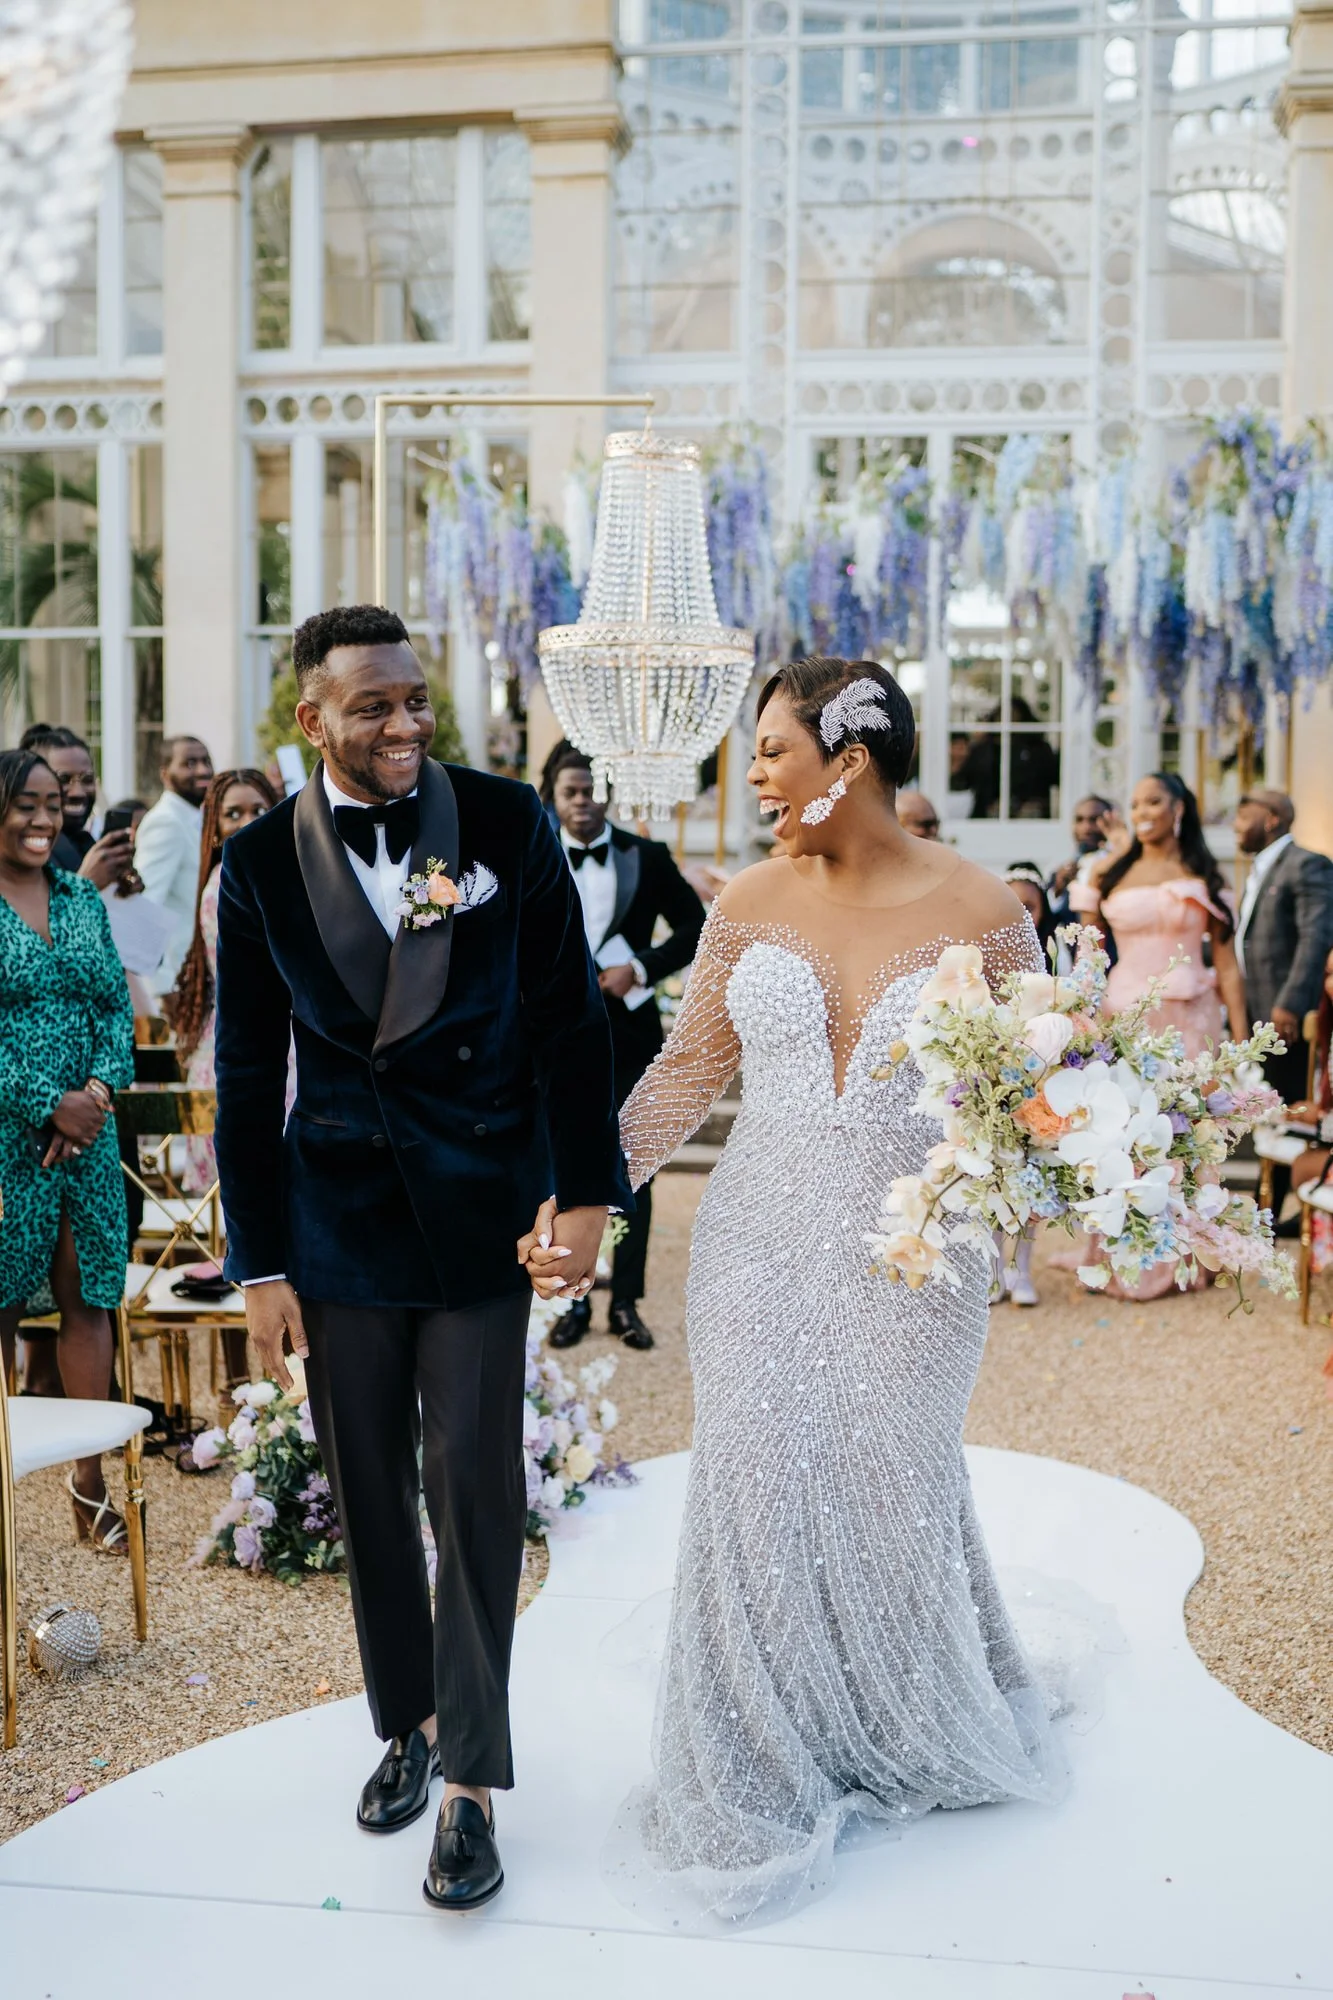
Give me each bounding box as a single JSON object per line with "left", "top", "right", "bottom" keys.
{"left": 454, "top": 862, "right": 499, "bottom": 911}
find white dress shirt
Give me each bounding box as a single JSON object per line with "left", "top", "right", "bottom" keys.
{"left": 562, "top": 825, "right": 617, "bottom": 950}
{"left": 1236, "top": 831, "right": 1291, "bottom": 976}
{"left": 323, "top": 766, "right": 415, "bottom": 939}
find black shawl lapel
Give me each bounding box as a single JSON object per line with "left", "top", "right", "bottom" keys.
{"left": 293, "top": 765, "right": 391, "bottom": 1021}
{"left": 603, "top": 827, "right": 641, "bottom": 946}
{"left": 374, "top": 758, "right": 460, "bottom": 1055}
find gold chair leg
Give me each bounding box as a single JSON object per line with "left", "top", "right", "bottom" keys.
{"left": 116, "top": 1308, "right": 148, "bottom": 1644}
{"left": 158, "top": 1329, "right": 176, "bottom": 1417}
{"left": 1258, "top": 1157, "right": 1274, "bottom": 1219}
{"left": 1300, "top": 1205, "right": 1314, "bottom": 1326}
{"left": 0, "top": 1373, "right": 18, "bottom": 1750}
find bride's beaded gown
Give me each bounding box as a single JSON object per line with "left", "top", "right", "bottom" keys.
{"left": 610, "top": 881, "right": 1064, "bottom": 1925}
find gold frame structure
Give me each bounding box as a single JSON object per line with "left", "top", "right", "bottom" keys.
{"left": 370, "top": 391, "right": 738, "bottom": 864}
{"left": 0, "top": 1296, "right": 145, "bottom": 1751}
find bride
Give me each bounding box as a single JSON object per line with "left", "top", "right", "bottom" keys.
{"left": 527, "top": 658, "right": 1064, "bottom": 1925}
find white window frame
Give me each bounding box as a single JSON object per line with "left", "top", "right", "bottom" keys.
{"left": 241, "top": 129, "right": 531, "bottom": 378}
{"left": 24, "top": 150, "right": 164, "bottom": 385}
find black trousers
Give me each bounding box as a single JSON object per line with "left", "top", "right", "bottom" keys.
{"left": 301, "top": 1291, "right": 531, "bottom": 1788}
{"left": 1262, "top": 1043, "right": 1313, "bottom": 1214}
{"left": 611, "top": 1175, "right": 651, "bottom": 1304}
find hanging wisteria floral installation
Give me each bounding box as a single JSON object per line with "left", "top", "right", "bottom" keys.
{"left": 1180, "top": 410, "right": 1305, "bottom": 725}
{"left": 1277, "top": 419, "right": 1333, "bottom": 693}
{"left": 703, "top": 430, "right": 780, "bottom": 655}
{"left": 1081, "top": 445, "right": 1188, "bottom": 713}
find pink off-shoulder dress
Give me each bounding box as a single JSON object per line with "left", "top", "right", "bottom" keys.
{"left": 1069, "top": 875, "right": 1229, "bottom": 1057}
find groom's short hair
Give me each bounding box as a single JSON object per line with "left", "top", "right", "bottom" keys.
{"left": 293, "top": 604, "right": 411, "bottom": 693}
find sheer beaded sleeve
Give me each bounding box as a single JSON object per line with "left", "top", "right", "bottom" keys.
{"left": 982, "top": 914, "right": 1045, "bottom": 987}
{"left": 619, "top": 905, "right": 745, "bottom": 1190}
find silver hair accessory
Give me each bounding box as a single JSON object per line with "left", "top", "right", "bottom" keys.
{"left": 1004, "top": 866, "right": 1047, "bottom": 892}
{"left": 800, "top": 774, "right": 846, "bottom": 826}
{"left": 818, "top": 678, "right": 893, "bottom": 752}
{"left": 28, "top": 1602, "right": 101, "bottom": 1681}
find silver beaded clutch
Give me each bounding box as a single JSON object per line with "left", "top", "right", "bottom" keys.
{"left": 28, "top": 1603, "right": 102, "bottom": 1680}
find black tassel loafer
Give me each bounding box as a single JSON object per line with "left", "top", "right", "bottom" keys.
{"left": 356, "top": 1729, "right": 441, "bottom": 1833}
{"left": 423, "top": 1795, "right": 504, "bottom": 1912}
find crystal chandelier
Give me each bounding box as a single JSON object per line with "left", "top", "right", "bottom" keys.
{"left": 0, "top": 1, "right": 132, "bottom": 393}
{"left": 538, "top": 430, "right": 754, "bottom": 821}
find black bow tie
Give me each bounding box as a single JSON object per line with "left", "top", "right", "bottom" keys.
{"left": 333, "top": 796, "right": 419, "bottom": 867}
{"left": 568, "top": 842, "right": 609, "bottom": 871}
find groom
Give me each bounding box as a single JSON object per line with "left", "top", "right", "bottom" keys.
{"left": 214, "top": 604, "right": 631, "bottom": 1912}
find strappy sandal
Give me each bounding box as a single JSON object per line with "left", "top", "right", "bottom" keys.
{"left": 67, "top": 1473, "right": 129, "bottom": 1555}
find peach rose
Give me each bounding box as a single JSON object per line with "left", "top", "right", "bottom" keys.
{"left": 1012, "top": 1091, "right": 1073, "bottom": 1144}
{"left": 919, "top": 944, "right": 992, "bottom": 1013}
{"left": 427, "top": 869, "right": 461, "bottom": 908}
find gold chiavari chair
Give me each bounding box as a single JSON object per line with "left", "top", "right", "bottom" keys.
{"left": 116, "top": 1084, "right": 246, "bottom": 1431}
{"left": 0, "top": 1291, "right": 149, "bottom": 1749}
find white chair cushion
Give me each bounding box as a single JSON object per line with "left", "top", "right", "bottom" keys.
{"left": 1297, "top": 1179, "right": 1333, "bottom": 1217}
{"left": 124, "top": 1262, "right": 245, "bottom": 1318}
{"left": 8, "top": 1396, "right": 151, "bottom": 1481}
{"left": 138, "top": 1197, "right": 213, "bottom": 1235}
{"left": 1254, "top": 1131, "right": 1309, "bottom": 1165}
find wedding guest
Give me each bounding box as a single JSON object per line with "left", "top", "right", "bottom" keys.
{"left": 0, "top": 750, "right": 134, "bottom": 1551}
{"left": 1233, "top": 789, "right": 1333, "bottom": 1102}
{"left": 169, "top": 769, "right": 282, "bottom": 1432}
{"left": 1047, "top": 793, "right": 1116, "bottom": 924}
{"left": 1066, "top": 774, "right": 1242, "bottom": 1302}
{"left": 1073, "top": 773, "right": 1244, "bottom": 1056}
{"left": 1285, "top": 946, "right": 1333, "bottom": 1271}
{"left": 896, "top": 789, "right": 942, "bottom": 840}
{"left": 547, "top": 747, "right": 705, "bottom": 1350}
{"left": 1003, "top": 860, "right": 1055, "bottom": 958}
{"left": 134, "top": 733, "right": 214, "bottom": 994}
{"left": 18, "top": 722, "right": 136, "bottom": 890}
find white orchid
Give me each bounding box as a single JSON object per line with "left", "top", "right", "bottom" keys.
{"left": 884, "top": 1174, "right": 931, "bottom": 1233}
{"left": 1075, "top": 1147, "right": 1174, "bottom": 1238}
{"left": 918, "top": 944, "right": 992, "bottom": 1013}
{"left": 1125, "top": 1097, "right": 1174, "bottom": 1163}
{"left": 1044, "top": 1062, "right": 1134, "bottom": 1166}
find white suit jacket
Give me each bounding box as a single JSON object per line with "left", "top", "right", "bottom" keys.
{"left": 133, "top": 787, "right": 202, "bottom": 995}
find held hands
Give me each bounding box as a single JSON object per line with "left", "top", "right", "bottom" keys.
{"left": 517, "top": 1197, "right": 609, "bottom": 1301}
{"left": 242, "top": 1280, "right": 309, "bottom": 1394}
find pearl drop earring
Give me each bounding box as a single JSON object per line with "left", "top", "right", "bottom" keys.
{"left": 800, "top": 774, "right": 846, "bottom": 826}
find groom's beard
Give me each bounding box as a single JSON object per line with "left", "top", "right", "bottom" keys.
{"left": 320, "top": 733, "right": 426, "bottom": 802}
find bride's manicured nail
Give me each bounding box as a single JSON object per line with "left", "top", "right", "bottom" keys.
{"left": 538, "top": 1233, "right": 550, "bottom": 1250}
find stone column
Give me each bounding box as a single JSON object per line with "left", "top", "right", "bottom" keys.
{"left": 147, "top": 123, "right": 252, "bottom": 768}
{"left": 1278, "top": 12, "right": 1333, "bottom": 853}
{"left": 517, "top": 104, "right": 627, "bottom": 515}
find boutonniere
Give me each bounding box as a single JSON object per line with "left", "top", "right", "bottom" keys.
{"left": 396, "top": 859, "right": 500, "bottom": 931}
{"left": 396, "top": 858, "right": 458, "bottom": 931}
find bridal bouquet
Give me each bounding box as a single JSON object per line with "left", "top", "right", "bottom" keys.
{"left": 524, "top": 1297, "right": 636, "bottom": 1537}
{"left": 866, "top": 926, "right": 1296, "bottom": 1305}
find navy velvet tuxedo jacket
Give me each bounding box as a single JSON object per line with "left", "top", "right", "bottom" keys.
{"left": 214, "top": 758, "right": 632, "bottom": 1309}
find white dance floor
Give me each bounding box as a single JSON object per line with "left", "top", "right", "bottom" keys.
{"left": 3, "top": 1447, "right": 1331, "bottom": 1999}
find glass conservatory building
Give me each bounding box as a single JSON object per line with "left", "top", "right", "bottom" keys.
{"left": 2, "top": 0, "right": 1326, "bottom": 866}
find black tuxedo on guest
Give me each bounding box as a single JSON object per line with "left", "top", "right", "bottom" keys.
{"left": 214, "top": 758, "right": 630, "bottom": 1786}
{"left": 565, "top": 823, "right": 706, "bottom": 1304}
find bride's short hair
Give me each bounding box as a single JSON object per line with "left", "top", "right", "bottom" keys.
{"left": 757, "top": 657, "right": 916, "bottom": 790}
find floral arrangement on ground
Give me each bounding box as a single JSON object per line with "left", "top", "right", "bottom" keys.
{"left": 868, "top": 925, "right": 1296, "bottom": 1305}
{"left": 189, "top": 1298, "right": 635, "bottom": 1582}
{"left": 524, "top": 1295, "right": 636, "bottom": 1537}
{"left": 188, "top": 1367, "right": 341, "bottom": 1585}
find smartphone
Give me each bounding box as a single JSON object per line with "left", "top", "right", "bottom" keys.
{"left": 101, "top": 808, "right": 135, "bottom": 837}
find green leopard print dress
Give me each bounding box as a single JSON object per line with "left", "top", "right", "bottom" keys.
{"left": 0, "top": 868, "right": 134, "bottom": 1310}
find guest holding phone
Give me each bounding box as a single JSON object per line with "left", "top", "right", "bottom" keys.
{"left": 0, "top": 750, "right": 135, "bottom": 1550}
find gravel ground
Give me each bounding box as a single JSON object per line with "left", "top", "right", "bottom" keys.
{"left": 3, "top": 1173, "right": 1330, "bottom": 1837}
